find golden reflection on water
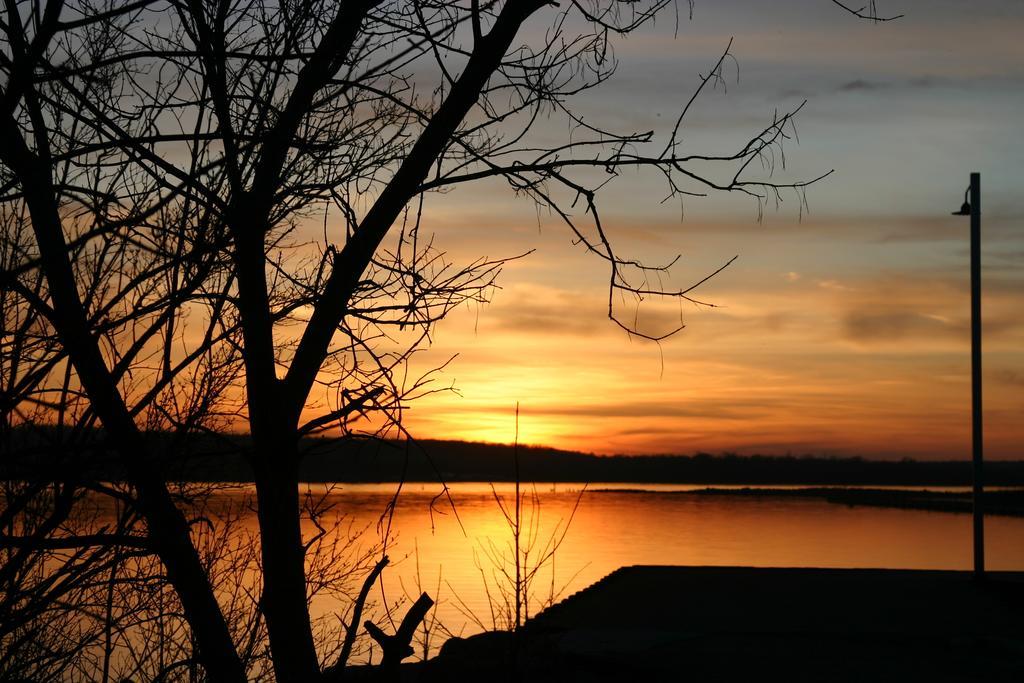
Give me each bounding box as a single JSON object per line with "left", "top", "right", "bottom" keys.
{"left": 200, "top": 483, "right": 1024, "bottom": 661}
{"left": 262, "top": 483, "right": 1022, "bottom": 656}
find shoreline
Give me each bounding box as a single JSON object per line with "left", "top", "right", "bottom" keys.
{"left": 589, "top": 485, "right": 1024, "bottom": 517}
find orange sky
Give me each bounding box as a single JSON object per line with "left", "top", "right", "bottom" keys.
{"left": 382, "top": 209, "right": 1024, "bottom": 459}
{"left": 292, "top": 1, "right": 1024, "bottom": 460}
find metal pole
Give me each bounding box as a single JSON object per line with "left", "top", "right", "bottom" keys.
{"left": 969, "top": 172, "right": 984, "bottom": 580}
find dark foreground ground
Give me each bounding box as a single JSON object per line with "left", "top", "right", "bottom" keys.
{"left": 392, "top": 566, "right": 1024, "bottom": 682}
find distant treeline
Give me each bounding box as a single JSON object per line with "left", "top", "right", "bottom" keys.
{"left": 292, "top": 440, "right": 1024, "bottom": 486}
{"left": 5, "top": 429, "right": 1023, "bottom": 486}
{"left": 160, "top": 438, "right": 1024, "bottom": 486}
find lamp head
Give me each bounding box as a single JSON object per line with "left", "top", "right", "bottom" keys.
{"left": 952, "top": 201, "right": 971, "bottom": 216}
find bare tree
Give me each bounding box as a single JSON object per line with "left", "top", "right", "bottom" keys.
{"left": 1, "top": 1, "right": 895, "bottom": 680}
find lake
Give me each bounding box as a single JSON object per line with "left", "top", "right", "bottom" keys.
{"left": 243, "top": 482, "right": 1024, "bottom": 660}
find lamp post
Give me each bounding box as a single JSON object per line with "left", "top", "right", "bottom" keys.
{"left": 952, "top": 172, "right": 983, "bottom": 580}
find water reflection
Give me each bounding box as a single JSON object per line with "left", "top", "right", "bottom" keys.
{"left": 245, "top": 483, "right": 1022, "bottom": 657}
{"left": 199, "top": 482, "right": 1024, "bottom": 660}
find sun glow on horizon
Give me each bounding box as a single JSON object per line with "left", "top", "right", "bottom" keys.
{"left": 186, "top": 2, "right": 1024, "bottom": 462}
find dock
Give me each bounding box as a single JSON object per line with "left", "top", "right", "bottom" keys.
{"left": 429, "top": 565, "right": 1024, "bottom": 681}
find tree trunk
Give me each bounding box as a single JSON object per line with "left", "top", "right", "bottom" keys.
{"left": 253, "top": 438, "right": 321, "bottom": 681}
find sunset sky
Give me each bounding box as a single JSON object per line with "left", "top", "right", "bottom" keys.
{"left": 341, "top": 1, "right": 1024, "bottom": 459}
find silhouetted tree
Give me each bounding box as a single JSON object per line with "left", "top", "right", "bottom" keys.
{"left": 1, "top": 1, "right": 895, "bottom": 680}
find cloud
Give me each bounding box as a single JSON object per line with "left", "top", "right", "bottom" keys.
{"left": 838, "top": 79, "right": 884, "bottom": 92}
{"left": 830, "top": 270, "right": 1024, "bottom": 348}
{"left": 832, "top": 274, "right": 964, "bottom": 345}
{"left": 869, "top": 213, "right": 1024, "bottom": 245}
{"left": 519, "top": 400, "right": 771, "bottom": 421}
{"left": 484, "top": 286, "right": 689, "bottom": 339}
{"left": 817, "top": 279, "right": 854, "bottom": 292}
{"left": 991, "top": 369, "right": 1024, "bottom": 388}
{"left": 843, "top": 311, "right": 958, "bottom": 343}
{"left": 837, "top": 77, "right": 945, "bottom": 94}
{"left": 490, "top": 302, "right": 609, "bottom": 336}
